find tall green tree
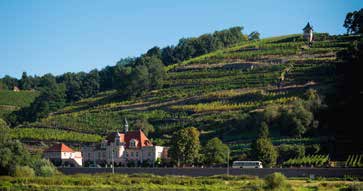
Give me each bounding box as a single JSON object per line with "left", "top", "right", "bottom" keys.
{"left": 127, "top": 64, "right": 150, "bottom": 97}
{"left": 202, "top": 138, "right": 229, "bottom": 166}
{"left": 81, "top": 69, "right": 100, "bottom": 98}
{"left": 146, "top": 56, "right": 165, "bottom": 89}
{"left": 251, "top": 122, "right": 277, "bottom": 167}
{"left": 161, "top": 46, "right": 177, "bottom": 66}
{"left": 344, "top": 8, "right": 363, "bottom": 34}
{"left": 279, "top": 101, "right": 314, "bottom": 137}
{"left": 1, "top": 75, "right": 18, "bottom": 90}
{"left": 248, "top": 31, "right": 260, "bottom": 41}
{"left": 115, "top": 55, "right": 165, "bottom": 97}
{"left": 169, "top": 127, "right": 201, "bottom": 167}
{"left": 20, "top": 72, "right": 32, "bottom": 90}
{"left": 146, "top": 46, "right": 162, "bottom": 59}
{"left": 0, "top": 125, "right": 33, "bottom": 175}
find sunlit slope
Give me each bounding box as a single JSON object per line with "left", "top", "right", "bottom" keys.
{"left": 30, "top": 34, "right": 355, "bottom": 147}
{"left": 0, "top": 90, "right": 39, "bottom": 118}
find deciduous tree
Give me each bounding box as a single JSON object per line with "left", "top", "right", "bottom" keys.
{"left": 169, "top": 127, "right": 201, "bottom": 167}
{"left": 202, "top": 138, "right": 229, "bottom": 166}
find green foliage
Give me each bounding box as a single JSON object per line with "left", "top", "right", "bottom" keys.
{"left": 264, "top": 172, "right": 290, "bottom": 190}
{"left": 161, "top": 26, "right": 247, "bottom": 65}
{"left": 277, "top": 144, "right": 305, "bottom": 163}
{"left": 1, "top": 32, "right": 354, "bottom": 161}
{"left": 0, "top": 130, "right": 33, "bottom": 175}
{"left": 0, "top": 75, "right": 18, "bottom": 90}
{"left": 32, "top": 159, "right": 58, "bottom": 177}
{"left": 0, "top": 173, "right": 357, "bottom": 191}
{"left": 0, "top": 127, "right": 58, "bottom": 177}
{"left": 345, "top": 154, "right": 363, "bottom": 167}
{"left": 12, "top": 165, "right": 35, "bottom": 177}
{"left": 262, "top": 96, "right": 318, "bottom": 137}
{"left": 251, "top": 124, "right": 278, "bottom": 167}
{"left": 115, "top": 55, "right": 165, "bottom": 97}
{"left": 202, "top": 138, "right": 229, "bottom": 166}
{"left": 169, "top": 127, "right": 201, "bottom": 166}
{"left": 343, "top": 8, "right": 363, "bottom": 34}
{"left": 345, "top": 183, "right": 363, "bottom": 191}
{"left": 7, "top": 128, "right": 102, "bottom": 143}
{"left": 0, "top": 90, "right": 39, "bottom": 108}
{"left": 283, "top": 154, "right": 329, "bottom": 167}
{"left": 248, "top": 31, "right": 260, "bottom": 41}
{"left": 8, "top": 80, "right": 66, "bottom": 125}
{"left": 133, "top": 117, "right": 155, "bottom": 136}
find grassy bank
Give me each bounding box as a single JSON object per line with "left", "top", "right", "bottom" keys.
{"left": 0, "top": 173, "right": 361, "bottom": 191}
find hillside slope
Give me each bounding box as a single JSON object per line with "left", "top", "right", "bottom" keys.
{"left": 0, "top": 90, "right": 39, "bottom": 118}
{"left": 14, "top": 33, "right": 358, "bottom": 157}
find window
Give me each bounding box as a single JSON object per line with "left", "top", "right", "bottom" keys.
{"left": 136, "top": 152, "right": 138, "bottom": 157}
{"left": 148, "top": 152, "right": 151, "bottom": 157}
{"left": 129, "top": 139, "right": 138, "bottom": 148}
{"left": 131, "top": 152, "right": 134, "bottom": 157}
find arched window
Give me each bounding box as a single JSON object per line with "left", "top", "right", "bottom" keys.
{"left": 129, "top": 139, "right": 138, "bottom": 148}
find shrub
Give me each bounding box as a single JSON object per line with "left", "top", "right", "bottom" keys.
{"left": 264, "top": 172, "right": 290, "bottom": 190}
{"left": 344, "top": 183, "right": 363, "bottom": 191}
{"left": 32, "top": 159, "right": 58, "bottom": 177}
{"left": 12, "top": 165, "right": 35, "bottom": 177}
{"left": 39, "top": 165, "right": 56, "bottom": 177}
{"left": 0, "top": 180, "right": 12, "bottom": 191}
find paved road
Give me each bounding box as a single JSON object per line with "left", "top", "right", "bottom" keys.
{"left": 58, "top": 167, "right": 363, "bottom": 178}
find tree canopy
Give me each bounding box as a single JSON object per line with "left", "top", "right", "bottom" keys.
{"left": 169, "top": 127, "right": 201, "bottom": 166}
{"left": 344, "top": 8, "right": 363, "bottom": 34}
{"left": 251, "top": 123, "right": 277, "bottom": 167}
{"left": 202, "top": 138, "right": 229, "bottom": 166}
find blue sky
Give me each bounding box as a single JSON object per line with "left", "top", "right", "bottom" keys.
{"left": 0, "top": 0, "right": 361, "bottom": 78}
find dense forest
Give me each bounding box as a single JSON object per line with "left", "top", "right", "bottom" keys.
{"left": 0, "top": 9, "right": 362, "bottom": 168}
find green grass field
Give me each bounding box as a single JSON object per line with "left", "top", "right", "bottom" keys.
{"left": 0, "top": 173, "right": 361, "bottom": 191}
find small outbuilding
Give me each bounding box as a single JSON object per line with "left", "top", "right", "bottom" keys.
{"left": 303, "top": 22, "right": 314, "bottom": 45}
{"left": 43, "top": 143, "right": 83, "bottom": 167}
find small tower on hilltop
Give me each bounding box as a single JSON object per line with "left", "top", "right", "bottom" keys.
{"left": 303, "top": 22, "right": 314, "bottom": 46}
{"left": 124, "top": 118, "right": 129, "bottom": 133}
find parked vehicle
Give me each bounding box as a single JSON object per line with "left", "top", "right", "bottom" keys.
{"left": 232, "top": 161, "right": 263, "bottom": 168}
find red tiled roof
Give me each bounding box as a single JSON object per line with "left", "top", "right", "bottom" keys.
{"left": 105, "top": 129, "right": 153, "bottom": 148}
{"left": 44, "top": 143, "right": 75, "bottom": 152}
{"left": 124, "top": 129, "right": 153, "bottom": 148}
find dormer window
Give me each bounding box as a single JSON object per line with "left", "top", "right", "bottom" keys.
{"left": 129, "top": 139, "right": 138, "bottom": 148}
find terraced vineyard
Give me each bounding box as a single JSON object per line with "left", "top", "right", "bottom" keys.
{"left": 0, "top": 90, "right": 39, "bottom": 118}
{"left": 13, "top": 33, "right": 358, "bottom": 157}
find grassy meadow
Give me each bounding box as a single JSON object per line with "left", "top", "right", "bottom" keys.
{"left": 0, "top": 173, "right": 362, "bottom": 191}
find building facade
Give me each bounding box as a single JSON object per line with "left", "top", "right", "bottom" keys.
{"left": 43, "top": 143, "right": 83, "bottom": 167}
{"left": 82, "top": 129, "right": 168, "bottom": 166}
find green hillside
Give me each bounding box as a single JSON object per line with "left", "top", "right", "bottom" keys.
{"left": 7, "top": 33, "right": 359, "bottom": 159}
{"left": 0, "top": 90, "right": 39, "bottom": 118}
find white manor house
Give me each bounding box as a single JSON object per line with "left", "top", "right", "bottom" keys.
{"left": 82, "top": 120, "right": 168, "bottom": 166}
